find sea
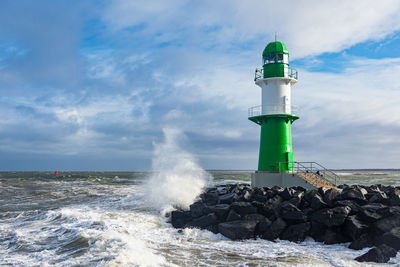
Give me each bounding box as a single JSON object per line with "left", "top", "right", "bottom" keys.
{"left": 1, "top": 170, "right": 400, "bottom": 267}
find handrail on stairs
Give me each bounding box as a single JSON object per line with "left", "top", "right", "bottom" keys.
{"left": 278, "top": 161, "right": 340, "bottom": 185}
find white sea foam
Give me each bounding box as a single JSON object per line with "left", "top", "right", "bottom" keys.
{"left": 144, "top": 128, "right": 213, "bottom": 212}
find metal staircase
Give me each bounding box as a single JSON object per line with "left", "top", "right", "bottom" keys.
{"left": 278, "top": 161, "right": 339, "bottom": 189}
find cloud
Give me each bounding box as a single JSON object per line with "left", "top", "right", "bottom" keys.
{"left": 103, "top": 0, "right": 400, "bottom": 57}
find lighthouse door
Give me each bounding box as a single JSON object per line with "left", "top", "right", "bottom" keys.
{"left": 283, "top": 96, "right": 289, "bottom": 113}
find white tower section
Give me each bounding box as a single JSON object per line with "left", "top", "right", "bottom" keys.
{"left": 255, "top": 77, "right": 297, "bottom": 115}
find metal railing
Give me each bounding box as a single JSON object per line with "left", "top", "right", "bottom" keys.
{"left": 254, "top": 67, "right": 298, "bottom": 81}
{"left": 248, "top": 105, "right": 300, "bottom": 117}
{"left": 278, "top": 161, "right": 340, "bottom": 185}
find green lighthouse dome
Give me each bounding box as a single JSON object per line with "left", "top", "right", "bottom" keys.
{"left": 262, "top": 41, "right": 291, "bottom": 79}
{"left": 262, "top": 41, "right": 289, "bottom": 59}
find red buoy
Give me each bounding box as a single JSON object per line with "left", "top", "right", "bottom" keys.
{"left": 54, "top": 171, "right": 58, "bottom": 177}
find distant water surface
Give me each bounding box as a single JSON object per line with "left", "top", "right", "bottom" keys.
{"left": 0, "top": 170, "right": 399, "bottom": 266}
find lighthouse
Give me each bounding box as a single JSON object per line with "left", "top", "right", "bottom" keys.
{"left": 248, "top": 39, "right": 339, "bottom": 189}
{"left": 250, "top": 40, "right": 298, "bottom": 172}
{"left": 249, "top": 40, "right": 338, "bottom": 189}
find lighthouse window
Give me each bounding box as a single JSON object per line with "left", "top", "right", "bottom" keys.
{"left": 283, "top": 54, "right": 289, "bottom": 63}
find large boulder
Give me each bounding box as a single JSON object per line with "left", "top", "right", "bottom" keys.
{"left": 261, "top": 217, "right": 287, "bottom": 241}
{"left": 344, "top": 215, "right": 368, "bottom": 241}
{"left": 186, "top": 213, "right": 218, "bottom": 229}
{"left": 258, "top": 205, "right": 278, "bottom": 221}
{"left": 189, "top": 201, "right": 206, "bottom": 218}
{"left": 310, "top": 194, "right": 329, "bottom": 210}
{"left": 349, "top": 233, "right": 374, "bottom": 250}
{"left": 231, "top": 202, "right": 257, "bottom": 215}
{"left": 244, "top": 213, "right": 268, "bottom": 223}
{"left": 336, "top": 187, "right": 367, "bottom": 205}
{"left": 335, "top": 200, "right": 361, "bottom": 215}
{"left": 323, "top": 187, "right": 342, "bottom": 206}
{"left": 358, "top": 203, "right": 386, "bottom": 222}
{"left": 200, "top": 191, "right": 219, "bottom": 205}
{"left": 309, "top": 221, "right": 326, "bottom": 242}
{"left": 226, "top": 209, "right": 241, "bottom": 222}
{"left": 280, "top": 222, "right": 310, "bottom": 242}
{"left": 219, "top": 192, "right": 235, "bottom": 204}
{"left": 254, "top": 218, "right": 272, "bottom": 236}
{"left": 304, "top": 189, "right": 319, "bottom": 203}
{"left": 218, "top": 220, "right": 258, "bottom": 240}
{"left": 310, "top": 206, "right": 351, "bottom": 227}
{"left": 375, "top": 215, "right": 400, "bottom": 233}
{"left": 280, "top": 201, "right": 307, "bottom": 223}
{"left": 207, "top": 204, "right": 230, "bottom": 221}
{"left": 389, "top": 188, "right": 400, "bottom": 206}
{"left": 355, "top": 244, "right": 397, "bottom": 263}
{"left": 267, "top": 195, "right": 283, "bottom": 208}
{"left": 323, "top": 228, "right": 351, "bottom": 244}
{"left": 171, "top": 210, "right": 192, "bottom": 228}
{"left": 375, "top": 227, "right": 400, "bottom": 251}
{"left": 377, "top": 206, "right": 400, "bottom": 217}
{"left": 369, "top": 191, "right": 389, "bottom": 204}
{"left": 279, "top": 188, "right": 296, "bottom": 201}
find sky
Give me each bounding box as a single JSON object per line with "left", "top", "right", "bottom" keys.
{"left": 1, "top": 0, "right": 400, "bottom": 171}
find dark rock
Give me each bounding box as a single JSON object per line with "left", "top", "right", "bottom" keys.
{"left": 217, "top": 186, "right": 229, "bottom": 195}
{"left": 389, "top": 189, "right": 400, "bottom": 206}
{"left": 304, "top": 189, "right": 319, "bottom": 203}
{"left": 335, "top": 200, "right": 361, "bottom": 215}
{"left": 377, "top": 206, "right": 400, "bottom": 217}
{"left": 310, "top": 206, "right": 351, "bottom": 227}
{"left": 261, "top": 218, "right": 287, "bottom": 241}
{"left": 190, "top": 201, "right": 206, "bottom": 218}
{"left": 344, "top": 215, "right": 368, "bottom": 241}
{"left": 323, "top": 188, "right": 341, "bottom": 206}
{"left": 336, "top": 187, "right": 367, "bottom": 205}
{"left": 219, "top": 192, "right": 235, "bottom": 204}
{"left": 255, "top": 219, "right": 272, "bottom": 236}
{"left": 258, "top": 205, "right": 278, "bottom": 221}
{"left": 280, "top": 188, "right": 296, "bottom": 201}
{"left": 251, "top": 200, "right": 264, "bottom": 208}
{"left": 243, "top": 189, "right": 254, "bottom": 201}
{"left": 375, "top": 227, "right": 400, "bottom": 250}
{"left": 205, "top": 224, "right": 219, "bottom": 234}
{"left": 323, "top": 228, "right": 351, "bottom": 244}
{"left": 280, "top": 201, "right": 307, "bottom": 223}
{"left": 226, "top": 209, "right": 241, "bottom": 222}
{"left": 302, "top": 207, "right": 314, "bottom": 216}
{"left": 218, "top": 220, "right": 258, "bottom": 240}
{"left": 231, "top": 202, "right": 257, "bottom": 215}
{"left": 201, "top": 191, "right": 219, "bottom": 205}
{"left": 186, "top": 213, "right": 218, "bottom": 229}
{"left": 280, "top": 222, "right": 310, "bottom": 242}
{"left": 271, "top": 186, "right": 283, "bottom": 193}
{"left": 171, "top": 210, "right": 192, "bottom": 228}
{"left": 310, "top": 194, "right": 329, "bottom": 210}
{"left": 267, "top": 195, "right": 283, "bottom": 208}
{"left": 253, "top": 194, "right": 268, "bottom": 203}
{"left": 244, "top": 213, "right": 267, "bottom": 223}
{"left": 207, "top": 204, "right": 230, "bottom": 221}
{"left": 359, "top": 203, "right": 386, "bottom": 222}
{"left": 288, "top": 196, "right": 302, "bottom": 207}
{"left": 309, "top": 221, "right": 326, "bottom": 242}
{"left": 375, "top": 215, "right": 400, "bottom": 233}
{"left": 355, "top": 244, "right": 397, "bottom": 263}
{"left": 369, "top": 191, "right": 389, "bottom": 204}
{"left": 349, "top": 233, "right": 374, "bottom": 250}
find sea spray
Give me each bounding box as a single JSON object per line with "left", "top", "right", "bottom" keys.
{"left": 144, "top": 128, "right": 213, "bottom": 213}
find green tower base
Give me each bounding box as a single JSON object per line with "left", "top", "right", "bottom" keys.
{"left": 249, "top": 114, "right": 299, "bottom": 172}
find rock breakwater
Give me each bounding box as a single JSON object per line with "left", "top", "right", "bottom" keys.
{"left": 169, "top": 184, "right": 400, "bottom": 263}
